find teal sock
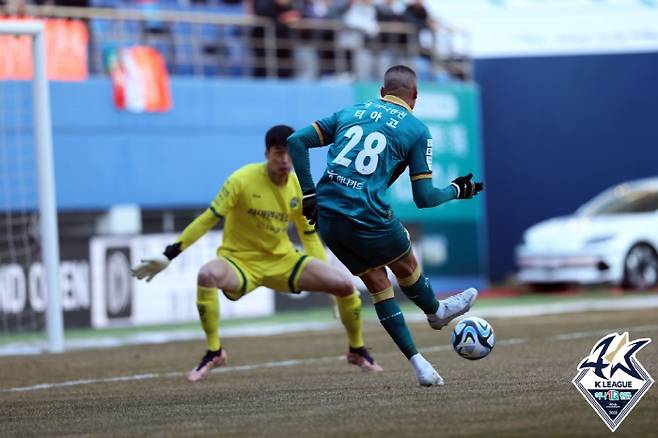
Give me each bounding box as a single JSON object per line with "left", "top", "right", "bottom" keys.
{"left": 374, "top": 299, "right": 418, "bottom": 359}
{"left": 400, "top": 276, "right": 440, "bottom": 315}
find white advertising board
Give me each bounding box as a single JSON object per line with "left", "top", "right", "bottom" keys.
{"left": 90, "top": 232, "right": 274, "bottom": 328}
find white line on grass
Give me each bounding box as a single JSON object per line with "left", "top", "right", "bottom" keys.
{"left": 4, "top": 325, "right": 656, "bottom": 394}
{"left": 3, "top": 358, "right": 345, "bottom": 393}
{"left": 3, "top": 339, "right": 530, "bottom": 393}
{"left": 0, "top": 322, "right": 341, "bottom": 356}
{"left": 551, "top": 323, "right": 658, "bottom": 341}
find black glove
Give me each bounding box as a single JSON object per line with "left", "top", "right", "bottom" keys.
{"left": 302, "top": 191, "right": 318, "bottom": 226}
{"left": 451, "top": 173, "right": 484, "bottom": 199}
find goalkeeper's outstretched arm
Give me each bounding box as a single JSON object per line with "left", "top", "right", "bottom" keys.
{"left": 131, "top": 208, "right": 222, "bottom": 282}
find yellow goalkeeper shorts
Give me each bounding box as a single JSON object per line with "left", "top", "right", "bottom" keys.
{"left": 217, "top": 249, "right": 314, "bottom": 301}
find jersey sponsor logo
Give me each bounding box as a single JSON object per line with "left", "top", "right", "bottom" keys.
{"left": 247, "top": 208, "right": 289, "bottom": 222}
{"left": 290, "top": 196, "right": 299, "bottom": 209}
{"left": 426, "top": 139, "right": 433, "bottom": 171}
{"left": 326, "top": 170, "right": 363, "bottom": 190}
{"left": 572, "top": 332, "right": 653, "bottom": 432}
{"left": 373, "top": 101, "right": 408, "bottom": 119}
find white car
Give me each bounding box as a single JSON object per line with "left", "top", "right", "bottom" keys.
{"left": 515, "top": 177, "right": 658, "bottom": 289}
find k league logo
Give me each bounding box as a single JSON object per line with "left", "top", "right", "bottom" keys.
{"left": 572, "top": 332, "right": 653, "bottom": 432}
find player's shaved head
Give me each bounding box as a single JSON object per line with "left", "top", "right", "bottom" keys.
{"left": 383, "top": 65, "right": 416, "bottom": 92}
{"left": 381, "top": 65, "right": 418, "bottom": 108}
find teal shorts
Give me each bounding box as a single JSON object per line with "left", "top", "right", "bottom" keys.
{"left": 317, "top": 212, "right": 411, "bottom": 276}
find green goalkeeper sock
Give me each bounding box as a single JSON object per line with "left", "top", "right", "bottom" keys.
{"left": 397, "top": 265, "right": 440, "bottom": 315}
{"left": 371, "top": 286, "right": 418, "bottom": 359}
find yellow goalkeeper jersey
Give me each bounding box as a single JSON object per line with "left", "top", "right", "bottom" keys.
{"left": 177, "top": 162, "right": 324, "bottom": 261}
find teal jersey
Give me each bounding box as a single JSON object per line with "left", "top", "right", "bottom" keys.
{"left": 312, "top": 95, "right": 433, "bottom": 227}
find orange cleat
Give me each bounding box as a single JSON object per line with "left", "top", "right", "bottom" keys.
{"left": 187, "top": 349, "right": 227, "bottom": 382}
{"left": 347, "top": 346, "right": 383, "bottom": 372}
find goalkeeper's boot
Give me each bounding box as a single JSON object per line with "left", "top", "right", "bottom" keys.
{"left": 410, "top": 353, "right": 444, "bottom": 387}
{"left": 427, "top": 287, "right": 478, "bottom": 330}
{"left": 347, "top": 346, "right": 383, "bottom": 372}
{"left": 187, "top": 349, "right": 227, "bottom": 382}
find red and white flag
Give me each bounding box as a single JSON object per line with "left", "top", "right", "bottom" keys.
{"left": 110, "top": 46, "right": 172, "bottom": 113}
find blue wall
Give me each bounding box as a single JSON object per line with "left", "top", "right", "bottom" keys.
{"left": 5, "top": 52, "right": 657, "bottom": 282}
{"left": 475, "top": 52, "right": 658, "bottom": 281}
{"left": 49, "top": 78, "right": 351, "bottom": 209}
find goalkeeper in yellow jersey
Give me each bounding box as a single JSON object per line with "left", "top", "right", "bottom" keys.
{"left": 131, "top": 125, "right": 382, "bottom": 381}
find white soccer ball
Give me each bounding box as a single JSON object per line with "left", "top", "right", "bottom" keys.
{"left": 451, "top": 316, "right": 495, "bottom": 360}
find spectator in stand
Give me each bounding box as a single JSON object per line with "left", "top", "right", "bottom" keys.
{"left": 338, "top": 0, "right": 378, "bottom": 81}
{"left": 123, "top": 0, "right": 176, "bottom": 73}
{"left": 375, "top": 0, "right": 408, "bottom": 78}
{"left": 297, "top": 0, "right": 334, "bottom": 79}
{"left": 249, "top": 0, "right": 302, "bottom": 78}
{"left": 303, "top": 0, "right": 331, "bottom": 20}
{"left": 403, "top": 0, "right": 437, "bottom": 60}
{"left": 1, "top": 0, "right": 27, "bottom": 15}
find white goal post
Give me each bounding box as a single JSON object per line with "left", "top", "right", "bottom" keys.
{"left": 0, "top": 21, "right": 63, "bottom": 352}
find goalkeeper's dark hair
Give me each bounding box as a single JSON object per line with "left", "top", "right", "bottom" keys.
{"left": 265, "top": 125, "right": 295, "bottom": 150}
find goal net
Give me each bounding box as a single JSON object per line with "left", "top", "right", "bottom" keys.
{"left": 0, "top": 20, "right": 63, "bottom": 353}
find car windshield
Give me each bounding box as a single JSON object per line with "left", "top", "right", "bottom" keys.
{"left": 578, "top": 189, "right": 658, "bottom": 216}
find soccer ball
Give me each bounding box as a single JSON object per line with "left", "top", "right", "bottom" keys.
{"left": 451, "top": 316, "right": 495, "bottom": 360}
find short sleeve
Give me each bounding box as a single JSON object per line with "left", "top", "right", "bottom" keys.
{"left": 210, "top": 173, "right": 242, "bottom": 217}
{"left": 313, "top": 111, "right": 340, "bottom": 146}
{"left": 408, "top": 125, "right": 433, "bottom": 182}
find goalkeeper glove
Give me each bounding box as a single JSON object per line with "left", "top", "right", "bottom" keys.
{"left": 131, "top": 242, "right": 182, "bottom": 282}
{"left": 302, "top": 190, "right": 318, "bottom": 226}
{"left": 451, "top": 173, "right": 484, "bottom": 199}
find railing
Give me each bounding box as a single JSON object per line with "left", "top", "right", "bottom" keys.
{"left": 15, "top": 4, "right": 471, "bottom": 81}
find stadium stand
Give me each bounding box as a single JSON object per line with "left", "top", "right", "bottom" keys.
{"left": 2, "top": 0, "right": 471, "bottom": 80}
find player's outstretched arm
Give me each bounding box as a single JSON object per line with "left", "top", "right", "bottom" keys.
{"left": 450, "top": 173, "right": 484, "bottom": 199}
{"left": 411, "top": 178, "right": 458, "bottom": 209}
{"left": 407, "top": 127, "right": 482, "bottom": 208}
{"left": 131, "top": 209, "right": 221, "bottom": 282}
{"left": 287, "top": 124, "right": 323, "bottom": 195}
{"left": 288, "top": 124, "right": 328, "bottom": 224}
{"left": 411, "top": 173, "right": 483, "bottom": 209}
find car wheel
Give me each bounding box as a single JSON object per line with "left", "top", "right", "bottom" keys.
{"left": 622, "top": 243, "right": 658, "bottom": 290}
{"left": 527, "top": 282, "right": 570, "bottom": 292}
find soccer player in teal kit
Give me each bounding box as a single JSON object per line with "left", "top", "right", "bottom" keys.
{"left": 288, "top": 65, "right": 484, "bottom": 386}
